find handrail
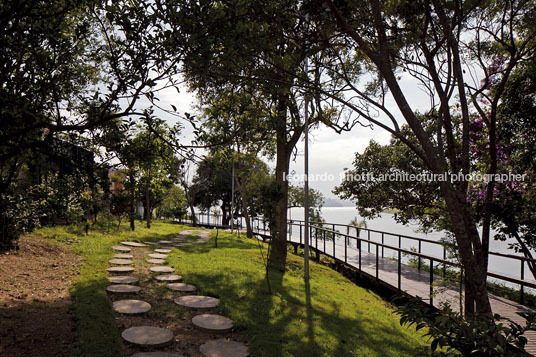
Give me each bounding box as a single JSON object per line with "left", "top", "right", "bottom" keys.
{"left": 191, "top": 212, "right": 536, "bottom": 307}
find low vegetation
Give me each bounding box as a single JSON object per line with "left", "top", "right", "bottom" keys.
{"left": 37, "top": 220, "right": 431, "bottom": 356}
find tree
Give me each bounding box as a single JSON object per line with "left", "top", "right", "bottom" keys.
{"left": 318, "top": 0, "right": 536, "bottom": 316}
{"left": 0, "top": 0, "right": 182, "bottom": 245}
{"left": 175, "top": 0, "right": 354, "bottom": 270}
{"left": 471, "top": 57, "right": 536, "bottom": 277}
{"left": 288, "top": 184, "right": 325, "bottom": 223}
{"left": 190, "top": 149, "right": 270, "bottom": 236}
{"left": 157, "top": 185, "right": 188, "bottom": 221}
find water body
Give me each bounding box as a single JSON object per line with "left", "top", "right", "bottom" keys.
{"left": 289, "top": 206, "right": 533, "bottom": 281}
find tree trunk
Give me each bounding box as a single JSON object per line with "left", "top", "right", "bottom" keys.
{"left": 180, "top": 179, "right": 197, "bottom": 226}
{"left": 513, "top": 232, "right": 536, "bottom": 281}
{"left": 440, "top": 182, "right": 492, "bottom": 316}
{"left": 145, "top": 180, "right": 151, "bottom": 229}
{"left": 268, "top": 137, "right": 291, "bottom": 271}
{"left": 129, "top": 172, "right": 135, "bottom": 231}
{"left": 235, "top": 175, "right": 253, "bottom": 238}
{"left": 221, "top": 201, "right": 229, "bottom": 227}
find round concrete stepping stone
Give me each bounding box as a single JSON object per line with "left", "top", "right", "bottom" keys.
{"left": 199, "top": 339, "right": 249, "bottom": 357}
{"left": 172, "top": 238, "right": 185, "bottom": 242}
{"left": 154, "top": 249, "right": 171, "bottom": 254}
{"left": 192, "top": 314, "right": 233, "bottom": 333}
{"left": 121, "top": 326, "right": 174, "bottom": 347}
{"left": 122, "top": 241, "right": 149, "bottom": 247}
{"left": 148, "top": 253, "right": 168, "bottom": 259}
{"left": 157, "top": 240, "right": 173, "bottom": 244}
{"left": 106, "top": 284, "right": 142, "bottom": 293}
{"left": 174, "top": 295, "right": 219, "bottom": 309}
{"left": 109, "top": 276, "right": 139, "bottom": 284}
{"left": 146, "top": 258, "right": 165, "bottom": 264}
{"left": 150, "top": 266, "right": 175, "bottom": 273}
{"left": 113, "top": 245, "right": 131, "bottom": 252}
{"left": 173, "top": 243, "right": 191, "bottom": 247}
{"left": 109, "top": 258, "right": 133, "bottom": 265}
{"left": 155, "top": 274, "right": 182, "bottom": 282}
{"left": 113, "top": 254, "right": 133, "bottom": 259}
{"left": 107, "top": 266, "right": 135, "bottom": 273}
{"left": 131, "top": 352, "right": 184, "bottom": 357}
{"left": 113, "top": 299, "right": 151, "bottom": 314}
{"left": 167, "top": 283, "right": 196, "bottom": 292}
{"left": 143, "top": 241, "right": 158, "bottom": 245}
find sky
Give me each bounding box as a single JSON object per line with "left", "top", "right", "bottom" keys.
{"left": 147, "top": 73, "right": 433, "bottom": 200}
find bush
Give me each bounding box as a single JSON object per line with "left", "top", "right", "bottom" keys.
{"left": 395, "top": 296, "right": 536, "bottom": 356}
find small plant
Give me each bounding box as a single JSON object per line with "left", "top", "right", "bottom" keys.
{"left": 395, "top": 296, "right": 536, "bottom": 356}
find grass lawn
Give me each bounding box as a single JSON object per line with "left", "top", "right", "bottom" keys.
{"left": 37, "top": 220, "right": 430, "bottom": 356}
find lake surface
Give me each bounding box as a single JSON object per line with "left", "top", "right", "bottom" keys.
{"left": 289, "top": 206, "right": 533, "bottom": 281}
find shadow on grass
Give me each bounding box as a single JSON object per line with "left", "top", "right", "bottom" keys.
{"left": 172, "top": 232, "right": 261, "bottom": 254}
{"left": 182, "top": 266, "right": 424, "bottom": 357}
{"left": 69, "top": 276, "right": 122, "bottom": 357}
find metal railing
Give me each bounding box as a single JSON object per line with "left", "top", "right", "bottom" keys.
{"left": 187, "top": 212, "right": 536, "bottom": 307}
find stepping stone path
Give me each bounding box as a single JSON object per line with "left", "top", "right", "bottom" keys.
{"left": 109, "top": 258, "right": 133, "bottom": 265}
{"left": 113, "top": 245, "right": 131, "bottom": 252}
{"left": 199, "top": 339, "right": 249, "bottom": 357}
{"left": 174, "top": 296, "right": 219, "bottom": 309}
{"left": 192, "top": 314, "right": 233, "bottom": 333}
{"left": 177, "top": 230, "right": 199, "bottom": 236}
{"left": 194, "top": 231, "right": 211, "bottom": 244}
{"left": 122, "top": 326, "right": 174, "bottom": 348}
{"left": 107, "top": 284, "right": 142, "bottom": 293}
{"left": 146, "top": 258, "right": 165, "bottom": 264}
{"left": 155, "top": 274, "right": 182, "bottom": 282}
{"left": 130, "top": 353, "right": 184, "bottom": 357}
{"left": 166, "top": 283, "right": 196, "bottom": 292}
{"left": 148, "top": 253, "right": 168, "bottom": 259}
{"left": 173, "top": 243, "right": 191, "bottom": 247}
{"left": 105, "top": 228, "right": 245, "bottom": 356}
{"left": 113, "top": 299, "right": 151, "bottom": 314}
{"left": 150, "top": 266, "right": 175, "bottom": 273}
{"left": 114, "top": 254, "right": 134, "bottom": 259}
{"left": 107, "top": 266, "right": 135, "bottom": 274}
{"left": 109, "top": 276, "right": 139, "bottom": 284}
{"left": 122, "top": 241, "right": 149, "bottom": 247}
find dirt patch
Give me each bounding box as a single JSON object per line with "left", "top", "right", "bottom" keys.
{"left": 112, "top": 244, "right": 248, "bottom": 356}
{"left": 0, "top": 235, "right": 81, "bottom": 357}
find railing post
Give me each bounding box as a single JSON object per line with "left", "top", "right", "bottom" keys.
{"left": 376, "top": 244, "right": 379, "bottom": 282}
{"left": 381, "top": 232, "right": 384, "bottom": 258}
{"left": 418, "top": 240, "right": 422, "bottom": 271}
{"left": 443, "top": 248, "right": 447, "bottom": 277}
{"left": 521, "top": 260, "right": 525, "bottom": 305}
{"left": 398, "top": 235, "right": 401, "bottom": 260}
{"left": 359, "top": 239, "right": 362, "bottom": 276}
{"left": 345, "top": 236, "right": 348, "bottom": 264}
{"left": 368, "top": 230, "right": 371, "bottom": 253}
{"left": 398, "top": 249, "right": 402, "bottom": 291}
{"left": 300, "top": 224, "right": 302, "bottom": 245}
{"left": 323, "top": 229, "right": 326, "bottom": 253}
{"left": 430, "top": 258, "right": 434, "bottom": 307}
{"left": 333, "top": 232, "right": 336, "bottom": 258}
